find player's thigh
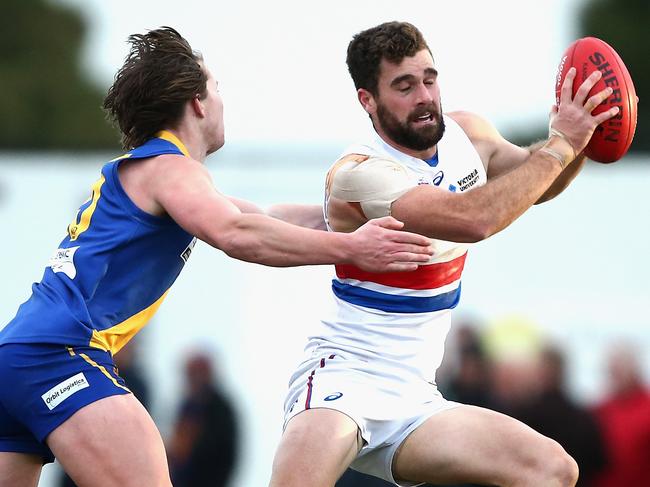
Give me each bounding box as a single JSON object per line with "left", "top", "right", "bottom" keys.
{"left": 47, "top": 394, "right": 171, "bottom": 487}
{"left": 270, "top": 408, "right": 361, "bottom": 487}
{"left": 392, "top": 404, "right": 570, "bottom": 486}
{"left": 0, "top": 452, "right": 42, "bottom": 487}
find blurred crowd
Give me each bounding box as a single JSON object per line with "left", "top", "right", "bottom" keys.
{"left": 339, "top": 317, "right": 650, "bottom": 487}
{"left": 55, "top": 317, "right": 650, "bottom": 487}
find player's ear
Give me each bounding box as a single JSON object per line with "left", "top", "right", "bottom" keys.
{"left": 191, "top": 94, "right": 205, "bottom": 117}
{"left": 358, "top": 89, "right": 376, "bottom": 115}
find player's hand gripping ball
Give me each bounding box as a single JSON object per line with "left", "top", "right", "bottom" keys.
{"left": 555, "top": 37, "right": 637, "bottom": 163}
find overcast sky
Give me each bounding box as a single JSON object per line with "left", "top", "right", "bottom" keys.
{"left": 57, "top": 0, "right": 586, "bottom": 143}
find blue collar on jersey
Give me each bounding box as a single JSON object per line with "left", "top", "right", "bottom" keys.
{"left": 423, "top": 152, "right": 439, "bottom": 167}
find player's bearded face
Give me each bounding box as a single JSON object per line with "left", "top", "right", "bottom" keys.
{"left": 376, "top": 101, "right": 445, "bottom": 151}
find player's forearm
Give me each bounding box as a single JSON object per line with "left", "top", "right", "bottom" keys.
{"left": 395, "top": 141, "right": 568, "bottom": 242}
{"left": 213, "top": 213, "right": 350, "bottom": 267}
{"left": 452, "top": 150, "right": 564, "bottom": 241}
{"left": 535, "top": 154, "right": 587, "bottom": 203}
{"left": 523, "top": 139, "right": 587, "bottom": 204}
{"left": 267, "top": 204, "right": 327, "bottom": 230}
{"left": 227, "top": 196, "right": 266, "bottom": 214}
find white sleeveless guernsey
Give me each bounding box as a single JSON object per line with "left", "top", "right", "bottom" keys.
{"left": 282, "top": 116, "right": 488, "bottom": 485}
{"left": 311, "top": 115, "right": 487, "bottom": 383}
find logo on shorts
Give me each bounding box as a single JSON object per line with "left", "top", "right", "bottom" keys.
{"left": 324, "top": 392, "right": 343, "bottom": 401}
{"left": 41, "top": 372, "right": 89, "bottom": 410}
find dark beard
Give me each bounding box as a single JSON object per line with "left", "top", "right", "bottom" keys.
{"left": 376, "top": 102, "right": 445, "bottom": 151}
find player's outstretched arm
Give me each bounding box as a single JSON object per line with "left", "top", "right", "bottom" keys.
{"left": 391, "top": 67, "right": 619, "bottom": 243}
{"left": 267, "top": 203, "right": 327, "bottom": 230}
{"left": 152, "top": 159, "right": 432, "bottom": 271}
{"left": 226, "top": 198, "right": 326, "bottom": 229}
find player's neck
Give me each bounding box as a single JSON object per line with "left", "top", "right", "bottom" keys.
{"left": 162, "top": 126, "right": 209, "bottom": 163}
{"left": 377, "top": 131, "right": 438, "bottom": 161}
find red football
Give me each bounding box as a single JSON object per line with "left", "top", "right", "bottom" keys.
{"left": 554, "top": 37, "right": 637, "bottom": 163}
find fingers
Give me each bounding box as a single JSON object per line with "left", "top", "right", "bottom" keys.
{"left": 388, "top": 230, "right": 432, "bottom": 249}
{"left": 390, "top": 246, "right": 432, "bottom": 260}
{"left": 383, "top": 262, "right": 420, "bottom": 272}
{"left": 560, "top": 67, "right": 577, "bottom": 105}
{"left": 573, "top": 69, "right": 603, "bottom": 105}
{"left": 584, "top": 86, "right": 613, "bottom": 113}
{"left": 593, "top": 106, "right": 620, "bottom": 125}
{"left": 364, "top": 217, "right": 430, "bottom": 247}
{"left": 367, "top": 216, "right": 404, "bottom": 230}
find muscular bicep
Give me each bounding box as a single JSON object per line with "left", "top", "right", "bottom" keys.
{"left": 448, "top": 110, "right": 530, "bottom": 180}
{"left": 152, "top": 157, "right": 241, "bottom": 246}
{"left": 486, "top": 139, "right": 532, "bottom": 179}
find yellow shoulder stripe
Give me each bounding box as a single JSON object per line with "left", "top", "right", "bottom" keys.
{"left": 68, "top": 175, "right": 105, "bottom": 241}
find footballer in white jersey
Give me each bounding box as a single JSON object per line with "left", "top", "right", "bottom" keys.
{"left": 270, "top": 20, "right": 615, "bottom": 487}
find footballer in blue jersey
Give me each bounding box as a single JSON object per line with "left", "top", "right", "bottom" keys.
{"left": 0, "top": 27, "right": 431, "bottom": 487}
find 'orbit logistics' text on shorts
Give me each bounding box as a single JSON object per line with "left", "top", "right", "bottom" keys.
{"left": 41, "top": 373, "right": 89, "bottom": 410}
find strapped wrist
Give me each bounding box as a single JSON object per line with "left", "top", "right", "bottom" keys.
{"left": 548, "top": 128, "right": 577, "bottom": 162}
{"left": 540, "top": 146, "right": 569, "bottom": 169}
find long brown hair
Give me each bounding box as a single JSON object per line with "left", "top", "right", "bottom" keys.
{"left": 103, "top": 26, "right": 207, "bottom": 149}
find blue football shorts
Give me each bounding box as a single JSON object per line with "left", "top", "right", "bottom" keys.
{"left": 0, "top": 343, "right": 131, "bottom": 463}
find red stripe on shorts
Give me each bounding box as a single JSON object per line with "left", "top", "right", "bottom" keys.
{"left": 304, "top": 355, "right": 336, "bottom": 410}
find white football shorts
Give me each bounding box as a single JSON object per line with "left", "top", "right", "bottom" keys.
{"left": 283, "top": 352, "right": 460, "bottom": 486}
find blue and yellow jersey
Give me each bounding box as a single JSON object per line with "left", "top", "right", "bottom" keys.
{"left": 0, "top": 131, "right": 196, "bottom": 354}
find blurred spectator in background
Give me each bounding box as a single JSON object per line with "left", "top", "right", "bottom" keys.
{"left": 592, "top": 341, "right": 650, "bottom": 487}
{"left": 481, "top": 315, "right": 543, "bottom": 416}
{"left": 167, "top": 349, "right": 239, "bottom": 487}
{"left": 513, "top": 344, "right": 606, "bottom": 486}
{"left": 443, "top": 318, "right": 606, "bottom": 487}
{"left": 438, "top": 318, "right": 535, "bottom": 487}
{"left": 112, "top": 336, "right": 151, "bottom": 410}
{"left": 438, "top": 323, "right": 491, "bottom": 409}
{"left": 58, "top": 337, "right": 151, "bottom": 487}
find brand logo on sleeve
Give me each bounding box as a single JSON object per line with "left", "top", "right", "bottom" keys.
{"left": 41, "top": 373, "right": 89, "bottom": 410}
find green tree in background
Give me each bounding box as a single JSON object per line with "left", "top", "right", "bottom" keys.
{"left": 580, "top": 0, "right": 648, "bottom": 153}
{"left": 0, "top": 0, "right": 118, "bottom": 151}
